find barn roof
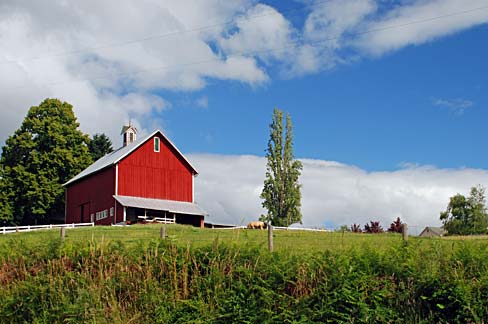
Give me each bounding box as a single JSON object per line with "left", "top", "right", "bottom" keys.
{"left": 114, "top": 195, "right": 207, "bottom": 216}
{"left": 419, "top": 226, "right": 445, "bottom": 237}
{"left": 64, "top": 129, "right": 198, "bottom": 186}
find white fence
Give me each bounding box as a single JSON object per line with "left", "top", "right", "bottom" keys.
{"left": 0, "top": 222, "right": 94, "bottom": 235}
{"left": 137, "top": 215, "right": 176, "bottom": 224}
{"left": 213, "top": 225, "right": 330, "bottom": 232}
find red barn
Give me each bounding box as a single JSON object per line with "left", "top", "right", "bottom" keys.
{"left": 64, "top": 126, "right": 206, "bottom": 227}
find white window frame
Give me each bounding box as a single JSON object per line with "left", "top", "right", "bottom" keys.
{"left": 154, "top": 137, "right": 160, "bottom": 152}
{"left": 95, "top": 209, "right": 109, "bottom": 221}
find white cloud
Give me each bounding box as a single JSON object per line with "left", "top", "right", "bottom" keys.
{"left": 288, "top": 0, "right": 488, "bottom": 74}
{"left": 195, "top": 96, "right": 209, "bottom": 109}
{"left": 220, "top": 4, "right": 296, "bottom": 63}
{"left": 0, "top": 0, "right": 487, "bottom": 146}
{"left": 355, "top": 0, "right": 488, "bottom": 56}
{"left": 191, "top": 154, "right": 488, "bottom": 233}
{"left": 432, "top": 97, "right": 474, "bottom": 115}
{"left": 0, "top": 0, "right": 265, "bottom": 145}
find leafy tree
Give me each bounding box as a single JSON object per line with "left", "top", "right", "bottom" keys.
{"left": 0, "top": 165, "right": 14, "bottom": 225}
{"left": 0, "top": 99, "right": 92, "bottom": 225}
{"left": 440, "top": 185, "right": 488, "bottom": 235}
{"left": 364, "top": 221, "right": 384, "bottom": 234}
{"left": 388, "top": 217, "right": 404, "bottom": 233}
{"left": 88, "top": 133, "right": 113, "bottom": 161}
{"left": 261, "top": 108, "right": 303, "bottom": 227}
{"left": 338, "top": 225, "right": 350, "bottom": 232}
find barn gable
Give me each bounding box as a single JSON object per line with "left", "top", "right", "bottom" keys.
{"left": 117, "top": 131, "right": 194, "bottom": 202}
{"left": 64, "top": 130, "right": 197, "bottom": 187}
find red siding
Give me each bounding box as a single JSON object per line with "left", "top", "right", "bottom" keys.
{"left": 65, "top": 167, "right": 116, "bottom": 225}
{"left": 117, "top": 133, "right": 193, "bottom": 202}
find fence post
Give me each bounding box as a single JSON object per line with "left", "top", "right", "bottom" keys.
{"left": 160, "top": 225, "right": 166, "bottom": 239}
{"left": 268, "top": 223, "right": 273, "bottom": 252}
{"left": 60, "top": 227, "right": 66, "bottom": 241}
{"left": 402, "top": 223, "right": 408, "bottom": 244}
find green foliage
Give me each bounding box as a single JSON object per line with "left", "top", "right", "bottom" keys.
{"left": 0, "top": 98, "right": 92, "bottom": 225}
{"left": 338, "top": 225, "right": 350, "bottom": 232}
{"left": 0, "top": 166, "right": 14, "bottom": 225}
{"left": 440, "top": 185, "right": 488, "bottom": 235}
{"left": 261, "top": 108, "right": 303, "bottom": 227}
{"left": 88, "top": 133, "right": 113, "bottom": 161}
{"left": 2, "top": 226, "right": 488, "bottom": 323}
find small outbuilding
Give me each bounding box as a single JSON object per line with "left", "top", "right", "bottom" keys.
{"left": 419, "top": 226, "right": 446, "bottom": 238}
{"left": 64, "top": 125, "right": 207, "bottom": 227}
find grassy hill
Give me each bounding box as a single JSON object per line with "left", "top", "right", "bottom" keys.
{"left": 1, "top": 225, "right": 488, "bottom": 323}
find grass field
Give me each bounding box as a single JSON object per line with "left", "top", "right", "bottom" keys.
{"left": 0, "top": 224, "right": 413, "bottom": 253}
{"left": 1, "top": 225, "right": 488, "bottom": 323}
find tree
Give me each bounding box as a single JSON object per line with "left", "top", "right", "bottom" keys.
{"left": 440, "top": 185, "right": 488, "bottom": 235}
{"left": 388, "top": 217, "right": 403, "bottom": 233}
{"left": 350, "top": 223, "right": 362, "bottom": 233}
{"left": 338, "top": 225, "right": 350, "bottom": 232}
{"left": 0, "top": 165, "right": 14, "bottom": 225}
{"left": 261, "top": 108, "right": 303, "bottom": 227}
{"left": 364, "top": 221, "right": 384, "bottom": 234}
{"left": 0, "top": 99, "right": 92, "bottom": 225}
{"left": 88, "top": 133, "right": 113, "bottom": 161}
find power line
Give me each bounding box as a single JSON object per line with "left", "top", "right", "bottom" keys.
{"left": 0, "top": 0, "right": 331, "bottom": 65}
{"left": 4, "top": 5, "right": 488, "bottom": 90}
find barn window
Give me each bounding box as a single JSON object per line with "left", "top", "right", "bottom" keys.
{"left": 95, "top": 210, "right": 108, "bottom": 221}
{"left": 154, "top": 137, "right": 160, "bottom": 152}
{"left": 110, "top": 207, "right": 114, "bottom": 217}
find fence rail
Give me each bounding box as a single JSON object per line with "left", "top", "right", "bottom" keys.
{"left": 137, "top": 215, "right": 176, "bottom": 224}
{"left": 1, "top": 222, "right": 94, "bottom": 234}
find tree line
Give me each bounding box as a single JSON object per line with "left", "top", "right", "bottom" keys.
{"left": 0, "top": 99, "right": 113, "bottom": 225}
{"left": 346, "top": 186, "right": 488, "bottom": 236}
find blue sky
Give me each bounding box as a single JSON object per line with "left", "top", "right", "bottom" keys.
{"left": 164, "top": 22, "right": 487, "bottom": 171}
{"left": 1, "top": 0, "right": 488, "bottom": 228}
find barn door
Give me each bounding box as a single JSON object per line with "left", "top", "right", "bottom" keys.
{"left": 79, "top": 203, "right": 90, "bottom": 223}
{"left": 80, "top": 205, "right": 84, "bottom": 223}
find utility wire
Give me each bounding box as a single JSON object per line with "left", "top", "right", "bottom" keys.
{"left": 5, "top": 5, "right": 488, "bottom": 90}
{"left": 0, "top": 0, "right": 331, "bottom": 65}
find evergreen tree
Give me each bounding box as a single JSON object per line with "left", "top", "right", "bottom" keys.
{"left": 440, "top": 185, "right": 488, "bottom": 235}
{"left": 261, "top": 108, "right": 302, "bottom": 227}
{"left": 88, "top": 133, "right": 113, "bottom": 161}
{"left": 0, "top": 99, "right": 92, "bottom": 225}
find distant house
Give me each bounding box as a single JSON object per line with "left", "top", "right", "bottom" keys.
{"left": 419, "top": 227, "right": 446, "bottom": 238}
{"left": 64, "top": 124, "right": 207, "bottom": 227}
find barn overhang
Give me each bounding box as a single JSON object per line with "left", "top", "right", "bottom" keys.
{"left": 113, "top": 195, "right": 207, "bottom": 216}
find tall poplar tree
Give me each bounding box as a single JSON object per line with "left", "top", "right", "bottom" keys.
{"left": 261, "top": 108, "right": 303, "bottom": 226}
{"left": 0, "top": 98, "right": 92, "bottom": 225}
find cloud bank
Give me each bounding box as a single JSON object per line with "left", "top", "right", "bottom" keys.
{"left": 0, "top": 0, "right": 487, "bottom": 144}
{"left": 191, "top": 154, "right": 488, "bottom": 233}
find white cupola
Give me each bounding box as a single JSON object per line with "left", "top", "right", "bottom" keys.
{"left": 121, "top": 122, "right": 138, "bottom": 147}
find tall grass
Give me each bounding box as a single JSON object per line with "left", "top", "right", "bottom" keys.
{"left": 1, "top": 226, "right": 488, "bottom": 323}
